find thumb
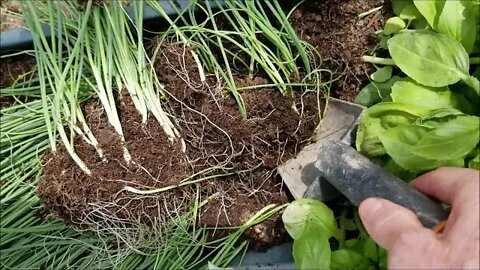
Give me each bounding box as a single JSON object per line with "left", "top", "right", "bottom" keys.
{"left": 359, "top": 197, "right": 431, "bottom": 250}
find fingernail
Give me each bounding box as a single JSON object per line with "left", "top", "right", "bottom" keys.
{"left": 360, "top": 198, "right": 384, "bottom": 220}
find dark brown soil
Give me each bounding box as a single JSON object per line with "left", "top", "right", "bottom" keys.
{"left": 290, "top": 0, "right": 391, "bottom": 101}
{"left": 38, "top": 43, "right": 319, "bottom": 249}
{"left": 0, "top": 54, "right": 36, "bottom": 107}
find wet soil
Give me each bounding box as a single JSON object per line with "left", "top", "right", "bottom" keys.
{"left": 38, "top": 42, "right": 319, "bottom": 250}
{"left": 290, "top": 0, "right": 391, "bottom": 101}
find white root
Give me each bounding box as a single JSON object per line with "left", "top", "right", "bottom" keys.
{"left": 191, "top": 50, "right": 206, "bottom": 82}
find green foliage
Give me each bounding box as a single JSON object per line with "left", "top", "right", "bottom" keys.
{"left": 293, "top": 232, "right": 331, "bottom": 269}
{"left": 370, "top": 66, "right": 393, "bottom": 83}
{"left": 358, "top": 0, "right": 480, "bottom": 177}
{"left": 283, "top": 200, "right": 387, "bottom": 269}
{"left": 330, "top": 249, "right": 370, "bottom": 269}
{"left": 282, "top": 199, "right": 337, "bottom": 240}
{"left": 388, "top": 30, "right": 473, "bottom": 89}
{"left": 413, "top": 0, "right": 479, "bottom": 53}
{"left": 356, "top": 102, "right": 431, "bottom": 157}
{"left": 354, "top": 76, "right": 403, "bottom": 107}
{"left": 379, "top": 119, "right": 469, "bottom": 172}
{"left": 390, "top": 79, "right": 473, "bottom": 113}
{"left": 282, "top": 199, "right": 336, "bottom": 269}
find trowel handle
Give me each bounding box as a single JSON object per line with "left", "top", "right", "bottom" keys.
{"left": 315, "top": 140, "right": 450, "bottom": 229}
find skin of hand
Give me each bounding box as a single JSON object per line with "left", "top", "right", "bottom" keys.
{"left": 359, "top": 167, "right": 480, "bottom": 269}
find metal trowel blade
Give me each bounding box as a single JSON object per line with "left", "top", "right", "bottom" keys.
{"left": 277, "top": 98, "right": 366, "bottom": 201}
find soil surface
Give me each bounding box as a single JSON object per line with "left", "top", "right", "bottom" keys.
{"left": 290, "top": 0, "right": 390, "bottom": 101}
{"left": 0, "top": 54, "right": 36, "bottom": 107}
{"left": 38, "top": 43, "right": 320, "bottom": 250}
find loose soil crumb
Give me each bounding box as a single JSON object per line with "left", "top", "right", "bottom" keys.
{"left": 38, "top": 43, "right": 320, "bottom": 250}
{"left": 290, "top": 0, "right": 391, "bottom": 101}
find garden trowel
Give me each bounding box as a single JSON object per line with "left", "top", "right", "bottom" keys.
{"left": 278, "top": 98, "right": 449, "bottom": 229}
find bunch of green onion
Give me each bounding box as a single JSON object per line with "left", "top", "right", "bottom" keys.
{"left": 148, "top": 0, "right": 332, "bottom": 116}
{"left": 21, "top": 0, "right": 182, "bottom": 174}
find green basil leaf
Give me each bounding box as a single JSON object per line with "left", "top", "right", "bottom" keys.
{"left": 415, "top": 108, "right": 465, "bottom": 129}
{"left": 331, "top": 249, "right": 370, "bottom": 269}
{"left": 388, "top": 30, "right": 471, "bottom": 88}
{"left": 356, "top": 103, "right": 430, "bottom": 157}
{"left": 379, "top": 125, "right": 466, "bottom": 172}
{"left": 390, "top": 80, "right": 471, "bottom": 112}
{"left": 371, "top": 66, "right": 393, "bottom": 83}
{"left": 413, "top": 115, "right": 479, "bottom": 160}
{"left": 384, "top": 17, "right": 406, "bottom": 35}
{"left": 282, "top": 199, "right": 337, "bottom": 240}
{"left": 293, "top": 233, "right": 331, "bottom": 270}
{"left": 414, "top": 0, "right": 478, "bottom": 53}
{"left": 413, "top": 0, "right": 441, "bottom": 27}
{"left": 346, "top": 236, "right": 381, "bottom": 262}
{"left": 435, "top": 1, "right": 478, "bottom": 53}
{"left": 355, "top": 76, "right": 403, "bottom": 107}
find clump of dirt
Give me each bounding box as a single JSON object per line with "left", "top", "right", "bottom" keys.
{"left": 37, "top": 43, "right": 320, "bottom": 249}
{"left": 290, "top": 0, "right": 391, "bottom": 101}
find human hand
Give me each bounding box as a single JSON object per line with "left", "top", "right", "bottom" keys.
{"left": 359, "top": 167, "right": 479, "bottom": 269}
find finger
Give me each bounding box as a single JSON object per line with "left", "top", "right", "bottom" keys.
{"left": 411, "top": 167, "right": 478, "bottom": 204}
{"left": 359, "top": 197, "right": 430, "bottom": 251}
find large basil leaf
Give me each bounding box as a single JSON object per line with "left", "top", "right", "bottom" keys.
{"left": 414, "top": 0, "right": 478, "bottom": 53}
{"left": 388, "top": 31, "right": 473, "bottom": 89}
{"left": 413, "top": 115, "right": 479, "bottom": 160}
{"left": 355, "top": 76, "right": 403, "bottom": 107}
{"left": 390, "top": 80, "right": 473, "bottom": 113}
{"left": 282, "top": 199, "right": 337, "bottom": 240}
{"left": 435, "top": 1, "right": 478, "bottom": 53}
{"left": 379, "top": 125, "right": 464, "bottom": 172}
{"left": 293, "top": 233, "right": 331, "bottom": 270}
{"left": 356, "top": 103, "right": 430, "bottom": 157}
{"left": 415, "top": 108, "right": 465, "bottom": 129}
